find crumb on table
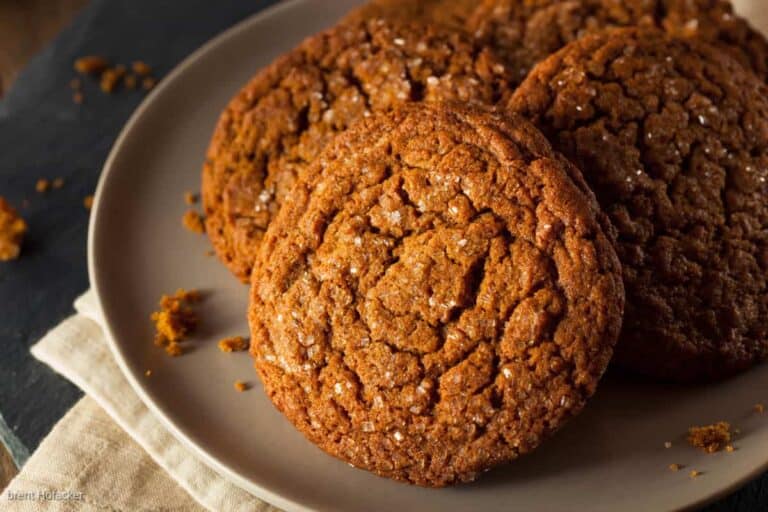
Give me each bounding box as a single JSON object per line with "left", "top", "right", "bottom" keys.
{"left": 218, "top": 336, "right": 249, "bottom": 353}
{"left": 151, "top": 288, "right": 201, "bottom": 357}
{"left": 182, "top": 210, "right": 205, "bottom": 234}
{"left": 687, "top": 421, "right": 732, "bottom": 453}
{"left": 669, "top": 463, "right": 682, "bottom": 471}
{"left": 36, "top": 178, "right": 50, "bottom": 193}
{"left": 689, "top": 470, "right": 701, "bottom": 478}
{"left": 84, "top": 195, "right": 94, "bottom": 210}
{"left": 184, "top": 191, "right": 198, "bottom": 205}
{"left": 52, "top": 178, "right": 65, "bottom": 189}
{"left": 132, "top": 61, "right": 152, "bottom": 76}
{"left": 234, "top": 380, "right": 249, "bottom": 392}
{"left": 0, "top": 198, "right": 27, "bottom": 261}
{"left": 74, "top": 56, "right": 109, "bottom": 75}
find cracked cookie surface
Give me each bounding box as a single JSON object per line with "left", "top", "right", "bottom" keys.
{"left": 468, "top": 0, "right": 768, "bottom": 86}
{"left": 509, "top": 28, "right": 768, "bottom": 382}
{"left": 248, "top": 104, "right": 624, "bottom": 486}
{"left": 201, "top": 17, "right": 511, "bottom": 282}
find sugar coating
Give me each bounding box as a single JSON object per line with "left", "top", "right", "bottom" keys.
{"left": 248, "top": 104, "right": 624, "bottom": 486}
{"left": 201, "top": 17, "right": 511, "bottom": 282}
{"left": 468, "top": 0, "right": 768, "bottom": 87}
{"left": 509, "top": 28, "right": 768, "bottom": 382}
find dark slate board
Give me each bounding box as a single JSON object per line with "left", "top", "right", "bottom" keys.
{"left": 0, "top": 0, "right": 762, "bottom": 509}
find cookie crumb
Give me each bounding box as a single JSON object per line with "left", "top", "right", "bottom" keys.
{"left": 664, "top": 441, "right": 672, "bottom": 449}
{"left": 83, "top": 195, "right": 94, "bottom": 210}
{"left": 142, "top": 77, "right": 157, "bottom": 91}
{"left": 0, "top": 198, "right": 27, "bottom": 261}
{"left": 687, "top": 422, "right": 732, "bottom": 453}
{"left": 206, "top": 250, "right": 216, "bottom": 257}
{"left": 36, "top": 178, "right": 50, "bottom": 193}
{"left": 182, "top": 210, "right": 205, "bottom": 234}
{"left": 100, "top": 68, "right": 120, "bottom": 93}
{"left": 689, "top": 470, "right": 701, "bottom": 478}
{"left": 74, "top": 56, "right": 109, "bottom": 75}
{"left": 184, "top": 191, "right": 198, "bottom": 205}
{"left": 52, "top": 178, "right": 65, "bottom": 190}
{"left": 234, "top": 380, "right": 249, "bottom": 392}
{"left": 754, "top": 403, "right": 765, "bottom": 413}
{"left": 669, "top": 463, "right": 682, "bottom": 471}
{"left": 150, "top": 288, "right": 201, "bottom": 356}
{"left": 725, "top": 444, "right": 735, "bottom": 452}
{"left": 218, "top": 336, "right": 249, "bottom": 353}
{"left": 165, "top": 342, "right": 185, "bottom": 357}
{"left": 132, "top": 61, "right": 152, "bottom": 76}
{"left": 124, "top": 74, "right": 138, "bottom": 90}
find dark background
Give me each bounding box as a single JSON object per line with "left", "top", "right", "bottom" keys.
{"left": 0, "top": 1, "right": 764, "bottom": 509}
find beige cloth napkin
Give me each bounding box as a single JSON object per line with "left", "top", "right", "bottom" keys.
{"left": 1, "top": 291, "right": 281, "bottom": 512}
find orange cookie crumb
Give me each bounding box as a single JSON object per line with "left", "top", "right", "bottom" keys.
{"left": 184, "top": 192, "right": 198, "bottom": 205}
{"left": 83, "top": 195, "right": 94, "bottom": 210}
{"left": 0, "top": 198, "right": 27, "bottom": 261}
{"left": 124, "top": 74, "right": 138, "bottom": 90}
{"left": 74, "top": 56, "right": 109, "bottom": 75}
{"left": 182, "top": 210, "right": 205, "bottom": 234}
{"left": 132, "top": 61, "right": 152, "bottom": 76}
{"left": 36, "top": 178, "right": 50, "bottom": 193}
{"left": 150, "top": 288, "right": 201, "bottom": 357}
{"left": 218, "top": 336, "right": 249, "bottom": 353}
{"left": 52, "top": 178, "right": 65, "bottom": 189}
{"left": 234, "top": 380, "right": 249, "bottom": 392}
{"left": 726, "top": 444, "right": 735, "bottom": 452}
{"left": 100, "top": 68, "right": 120, "bottom": 93}
{"left": 689, "top": 470, "right": 701, "bottom": 478}
{"left": 142, "top": 76, "right": 156, "bottom": 91}
{"left": 669, "top": 463, "right": 682, "bottom": 471}
{"left": 687, "top": 422, "right": 732, "bottom": 453}
{"left": 754, "top": 403, "right": 765, "bottom": 413}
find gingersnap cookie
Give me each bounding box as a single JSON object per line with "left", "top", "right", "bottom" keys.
{"left": 202, "top": 17, "right": 511, "bottom": 282}
{"left": 248, "top": 103, "right": 624, "bottom": 486}
{"left": 468, "top": 0, "right": 768, "bottom": 86}
{"left": 342, "top": 0, "right": 481, "bottom": 32}
{"left": 509, "top": 28, "right": 768, "bottom": 382}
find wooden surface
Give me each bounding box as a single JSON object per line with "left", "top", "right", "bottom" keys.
{"left": 0, "top": 0, "right": 88, "bottom": 489}
{"left": 0, "top": 0, "right": 88, "bottom": 96}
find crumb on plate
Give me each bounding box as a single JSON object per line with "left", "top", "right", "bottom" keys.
{"left": 234, "top": 380, "right": 249, "bottom": 392}
{"left": 218, "top": 336, "right": 249, "bottom": 353}
{"left": 151, "top": 288, "right": 201, "bottom": 356}
{"left": 182, "top": 210, "right": 205, "bottom": 234}
{"left": 184, "top": 191, "right": 198, "bottom": 205}
{"left": 687, "top": 421, "right": 732, "bottom": 453}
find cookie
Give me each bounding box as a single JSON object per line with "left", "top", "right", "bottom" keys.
{"left": 202, "top": 18, "right": 511, "bottom": 282}
{"left": 342, "top": 0, "right": 482, "bottom": 32}
{"left": 248, "top": 103, "right": 624, "bottom": 486}
{"left": 509, "top": 28, "right": 768, "bottom": 382}
{"left": 468, "top": 0, "right": 768, "bottom": 86}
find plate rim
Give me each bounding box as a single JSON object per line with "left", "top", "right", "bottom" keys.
{"left": 86, "top": 1, "right": 768, "bottom": 510}
{"left": 88, "top": 1, "right": 322, "bottom": 511}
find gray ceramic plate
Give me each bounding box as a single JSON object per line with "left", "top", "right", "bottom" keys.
{"left": 89, "top": 0, "right": 768, "bottom": 510}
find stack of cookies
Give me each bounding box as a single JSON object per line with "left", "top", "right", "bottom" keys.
{"left": 200, "top": 0, "right": 768, "bottom": 487}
